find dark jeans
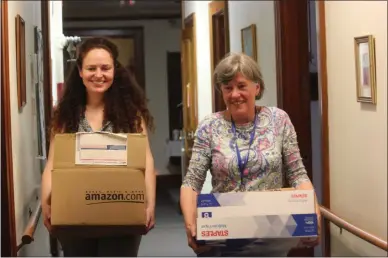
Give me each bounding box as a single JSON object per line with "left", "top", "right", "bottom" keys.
{"left": 59, "top": 235, "right": 142, "bottom": 257}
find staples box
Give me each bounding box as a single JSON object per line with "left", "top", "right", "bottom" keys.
{"left": 51, "top": 132, "right": 148, "bottom": 238}
{"left": 196, "top": 189, "right": 317, "bottom": 246}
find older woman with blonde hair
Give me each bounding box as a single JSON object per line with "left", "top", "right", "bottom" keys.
{"left": 180, "top": 53, "right": 321, "bottom": 257}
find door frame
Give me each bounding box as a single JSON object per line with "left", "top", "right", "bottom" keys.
{"left": 62, "top": 27, "right": 146, "bottom": 93}
{"left": 317, "top": 2, "right": 331, "bottom": 256}
{"left": 275, "top": 0, "right": 330, "bottom": 256}
{"left": 181, "top": 13, "right": 199, "bottom": 172}
{"left": 275, "top": 0, "right": 313, "bottom": 183}
{"left": 209, "top": 0, "right": 230, "bottom": 113}
{"left": 41, "top": 1, "right": 58, "bottom": 255}
{"left": 1, "top": 1, "right": 17, "bottom": 256}
{"left": 182, "top": 13, "right": 198, "bottom": 128}
{"left": 41, "top": 0, "right": 53, "bottom": 152}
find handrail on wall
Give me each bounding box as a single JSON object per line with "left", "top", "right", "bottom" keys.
{"left": 320, "top": 206, "right": 388, "bottom": 252}
{"left": 17, "top": 200, "right": 42, "bottom": 252}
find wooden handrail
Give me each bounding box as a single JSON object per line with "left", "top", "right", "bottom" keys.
{"left": 320, "top": 206, "right": 387, "bottom": 251}
{"left": 17, "top": 200, "right": 42, "bottom": 252}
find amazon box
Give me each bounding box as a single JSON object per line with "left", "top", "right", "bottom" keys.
{"left": 51, "top": 132, "right": 147, "bottom": 238}
{"left": 196, "top": 189, "right": 318, "bottom": 251}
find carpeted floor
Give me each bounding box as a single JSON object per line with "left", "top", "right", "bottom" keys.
{"left": 138, "top": 187, "right": 195, "bottom": 256}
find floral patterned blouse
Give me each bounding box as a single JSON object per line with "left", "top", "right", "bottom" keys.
{"left": 78, "top": 114, "right": 113, "bottom": 133}
{"left": 182, "top": 106, "right": 311, "bottom": 193}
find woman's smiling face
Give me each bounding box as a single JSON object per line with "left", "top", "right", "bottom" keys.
{"left": 220, "top": 72, "right": 260, "bottom": 119}
{"left": 79, "top": 48, "right": 115, "bottom": 94}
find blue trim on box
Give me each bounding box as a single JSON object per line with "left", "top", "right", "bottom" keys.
{"left": 197, "top": 194, "right": 220, "bottom": 207}
{"left": 291, "top": 214, "right": 318, "bottom": 236}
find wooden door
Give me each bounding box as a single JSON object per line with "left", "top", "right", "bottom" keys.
{"left": 1, "top": 1, "right": 17, "bottom": 256}
{"left": 209, "top": 0, "right": 230, "bottom": 112}
{"left": 275, "top": 0, "right": 315, "bottom": 256}
{"left": 180, "top": 14, "right": 198, "bottom": 178}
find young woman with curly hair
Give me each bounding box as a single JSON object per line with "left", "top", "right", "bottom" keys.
{"left": 40, "top": 37, "right": 156, "bottom": 257}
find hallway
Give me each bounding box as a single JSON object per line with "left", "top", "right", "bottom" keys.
{"left": 2, "top": 1, "right": 387, "bottom": 257}
{"left": 21, "top": 185, "right": 195, "bottom": 256}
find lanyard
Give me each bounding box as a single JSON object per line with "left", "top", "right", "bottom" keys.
{"left": 231, "top": 111, "right": 258, "bottom": 187}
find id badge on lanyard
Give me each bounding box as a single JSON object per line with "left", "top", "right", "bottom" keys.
{"left": 231, "top": 112, "right": 258, "bottom": 189}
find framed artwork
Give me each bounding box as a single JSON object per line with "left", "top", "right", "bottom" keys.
{"left": 15, "top": 14, "right": 26, "bottom": 110}
{"left": 354, "top": 35, "right": 377, "bottom": 104}
{"left": 33, "top": 26, "right": 47, "bottom": 161}
{"left": 241, "top": 24, "right": 257, "bottom": 61}
{"left": 34, "top": 26, "right": 44, "bottom": 84}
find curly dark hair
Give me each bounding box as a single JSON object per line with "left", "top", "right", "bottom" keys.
{"left": 51, "top": 37, "right": 154, "bottom": 135}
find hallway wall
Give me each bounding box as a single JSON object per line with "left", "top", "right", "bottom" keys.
{"left": 183, "top": 1, "right": 213, "bottom": 122}
{"left": 324, "top": 1, "right": 387, "bottom": 256}
{"left": 183, "top": 1, "right": 213, "bottom": 193}
{"left": 228, "top": 1, "right": 277, "bottom": 107}
{"left": 6, "top": 0, "right": 42, "bottom": 250}
{"left": 49, "top": 0, "right": 64, "bottom": 107}
{"left": 64, "top": 19, "right": 181, "bottom": 175}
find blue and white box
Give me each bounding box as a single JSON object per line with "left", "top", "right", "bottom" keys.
{"left": 196, "top": 189, "right": 318, "bottom": 243}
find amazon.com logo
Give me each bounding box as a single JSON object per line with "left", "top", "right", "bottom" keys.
{"left": 85, "top": 190, "right": 145, "bottom": 205}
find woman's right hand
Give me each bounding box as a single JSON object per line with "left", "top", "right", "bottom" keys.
{"left": 42, "top": 202, "right": 52, "bottom": 233}
{"left": 41, "top": 134, "right": 55, "bottom": 234}
{"left": 185, "top": 223, "right": 211, "bottom": 254}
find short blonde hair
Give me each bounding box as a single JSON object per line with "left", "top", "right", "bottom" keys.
{"left": 213, "top": 52, "right": 265, "bottom": 100}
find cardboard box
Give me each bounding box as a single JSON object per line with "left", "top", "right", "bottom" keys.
{"left": 51, "top": 132, "right": 148, "bottom": 238}
{"left": 196, "top": 189, "right": 317, "bottom": 248}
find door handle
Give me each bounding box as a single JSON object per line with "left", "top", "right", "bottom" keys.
{"left": 36, "top": 156, "right": 46, "bottom": 160}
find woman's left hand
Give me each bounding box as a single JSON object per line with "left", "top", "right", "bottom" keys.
{"left": 294, "top": 182, "right": 321, "bottom": 248}
{"left": 146, "top": 206, "right": 155, "bottom": 231}
{"left": 299, "top": 236, "right": 320, "bottom": 248}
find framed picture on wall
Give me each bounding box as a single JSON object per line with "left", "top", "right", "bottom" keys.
{"left": 241, "top": 24, "right": 257, "bottom": 61}
{"left": 354, "top": 35, "right": 377, "bottom": 104}
{"left": 15, "top": 14, "right": 27, "bottom": 110}
{"left": 33, "top": 26, "right": 47, "bottom": 160}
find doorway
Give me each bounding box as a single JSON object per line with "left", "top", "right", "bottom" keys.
{"left": 167, "top": 51, "right": 183, "bottom": 141}
{"left": 209, "top": 0, "right": 230, "bottom": 112}
{"left": 275, "top": 0, "right": 330, "bottom": 256}
{"left": 166, "top": 51, "right": 183, "bottom": 172}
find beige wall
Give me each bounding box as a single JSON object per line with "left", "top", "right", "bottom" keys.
{"left": 228, "top": 1, "right": 277, "bottom": 107}
{"left": 7, "top": 0, "right": 43, "bottom": 253}
{"left": 183, "top": 1, "right": 213, "bottom": 121}
{"left": 325, "top": 1, "right": 387, "bottom": 256}
{"left": 50, "top": 1, "right": 64, "bottom": 106}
